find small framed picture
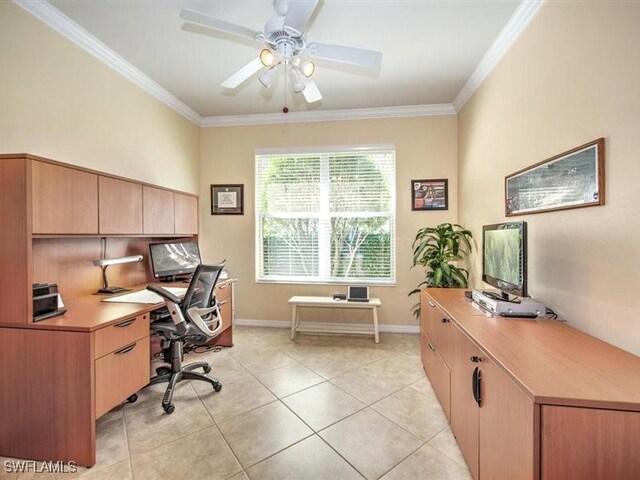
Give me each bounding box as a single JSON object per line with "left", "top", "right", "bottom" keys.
{"left": 412, "top": 179, "right": 448, "bottom": 211}
{"left": 211, "top": 184, "right": 244, "bottom": 215}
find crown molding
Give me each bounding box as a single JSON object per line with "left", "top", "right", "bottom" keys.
{"left": 200, "top": 103, "right": 456, "bottom": 127}
{"left": 13, "top": 0, "right": 202, "bottom": 125}
{"left": 453, "top": 0, "right": 545, "bottom": 112}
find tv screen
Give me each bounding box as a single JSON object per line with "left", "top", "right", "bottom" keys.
{"left": 482, "top": 222, "right": 527, "bottom": 297}
{"left": 149, "top": 242, "right": 201, "bottom": 279}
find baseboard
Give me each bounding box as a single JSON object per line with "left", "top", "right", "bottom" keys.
{"left": 235, "top": 318, "right": 420, "bottom": 334}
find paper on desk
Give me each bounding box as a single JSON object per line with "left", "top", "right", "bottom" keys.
{"left": 102, "top": 287, "right": 188, "bottom": 304}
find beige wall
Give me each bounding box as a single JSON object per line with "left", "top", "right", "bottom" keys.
{"left": 0, "top": 2, "right": 199, "bottom": 193}
{"left": 458, "top": 2, "right": 640, "bottom": 355}
{"left": 200, "top": 116, "right": 458, "bottom": 327}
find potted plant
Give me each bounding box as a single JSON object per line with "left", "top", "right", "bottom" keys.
{"left": 409, "top": 223, "right": 473, "bottom": 318}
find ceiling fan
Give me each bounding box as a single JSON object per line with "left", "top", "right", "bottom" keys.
{"left": 179, "top": 0, "right": 383, "bottom": 108}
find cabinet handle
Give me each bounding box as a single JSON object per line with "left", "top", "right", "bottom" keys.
{"left": 428, "top": 300, "right": 436, "bottom": 308}
{"left": 114, "top": 343, "right": 137, "bottom": 355}
{"left": 472, "top": 366, "right": 482, "bottom": 407}
{"left": 218, "top": 300, "right": 228, "bottom": 306}
{"left": 441, "top": 318, "right": 449, "bottom": 323}
{"left": 218, "top": 284, "right": 228, "bottom": 290}
{"left": 114, "top": 319, "right": 135, "bottom": 328}
{"left": 470, "top": 356, "right": 482, "bottom": 363}
{"left": 428, "top": 342, "right": 436, "bottom": 351}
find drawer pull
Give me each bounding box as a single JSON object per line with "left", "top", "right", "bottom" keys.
{"left": 441, "top": 318, "right": 449, "bottom": 323}
{"left": 114, "top": 319, "right": 136, "bottom": 328}
{"left": 428, "top": 342, "right": 436, "bottom": 351}
{"left": 217, "top": 284, "right": 228, "bottom": 290}
{"left": 428, "top": 301, "right": 436, "bottom": 308}
{"left": 470, "top": 355, "right": 482, "bottom": 363}
{"left": 115, "top": 343, "right": 137, "bottom": 355}
{"left": 218, "top": 300, "right": 228, "bottom": 306}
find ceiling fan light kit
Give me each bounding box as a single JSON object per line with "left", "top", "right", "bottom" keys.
{"left": 179, "top": 0, "right": 382, "bottom": 110}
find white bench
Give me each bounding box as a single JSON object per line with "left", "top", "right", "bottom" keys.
{"left": 288, "top": 296, "right": 382, "bottom": 343}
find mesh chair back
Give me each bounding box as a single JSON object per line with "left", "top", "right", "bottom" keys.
{"left": 181, "top": 262, "right": 225, "bottom": 321}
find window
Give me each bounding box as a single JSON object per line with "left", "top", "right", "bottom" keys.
{"left": 255, "top": 146, "right": 396, "bottom": 284}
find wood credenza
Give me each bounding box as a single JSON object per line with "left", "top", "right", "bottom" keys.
{"left": 420, "top": 288, "right": 640, "bottom": 480}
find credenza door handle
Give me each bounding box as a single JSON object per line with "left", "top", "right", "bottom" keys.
{"left": 218, "top": 300, "right": 228, "bottom": 306}
{"left": 428, "top": 342, "right": 436, "bottom": 351}
{"left": 217, "top": 284, "right": 228, "bottom": 290}
{"left": 428, "top": 300, "right": 436, "bottom": 308}
{"left": 441, "top": 318, "right": 449, "bottom": 323}
{"left": 114, "top": 342, "right": 137, "bottom": 355}
{"left": 472, "top": 367, "right": 482, "bottom": 407}
{"left": 114, "top": 319, "right": 135, "bottom": 328}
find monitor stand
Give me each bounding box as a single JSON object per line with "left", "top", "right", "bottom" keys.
{"left": 482, "top": 290, "right": 519, "bottom": 303}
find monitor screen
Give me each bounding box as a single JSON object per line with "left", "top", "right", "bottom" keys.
{"left": 149, "top": 242, "right": 201, "bottom": 278}
{"left": 482, "top": 222, "right": 527, "bottom": 297}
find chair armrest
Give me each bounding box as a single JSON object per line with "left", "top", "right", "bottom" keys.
{"left": 147, "top": 284, "right": 182, "bottom": 304}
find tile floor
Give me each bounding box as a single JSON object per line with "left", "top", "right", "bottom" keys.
{"left": 1, "top": 327, "right": 471, "bottom": 480}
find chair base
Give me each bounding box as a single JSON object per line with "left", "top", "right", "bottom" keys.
{"left": 149, "top": 341, "right": 222, "bottom": 414}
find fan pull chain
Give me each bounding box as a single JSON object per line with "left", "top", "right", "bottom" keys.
{"left": 283, "top": 61, "right": 289, "bottom": 114}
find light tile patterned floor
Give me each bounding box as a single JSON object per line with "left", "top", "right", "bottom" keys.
{"left": 0, "top": 327, "right": 471, "bottom": 480}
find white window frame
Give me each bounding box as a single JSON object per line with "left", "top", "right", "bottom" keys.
{"left": 255, "top": 144, "right": 396, "bottom": 285}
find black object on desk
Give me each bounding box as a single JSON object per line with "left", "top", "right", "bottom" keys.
{"left": 33, "top": 283, "right": 66, "bottom": 322}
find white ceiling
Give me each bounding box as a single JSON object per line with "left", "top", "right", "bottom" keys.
{"left": 48, "top": 1, "right": 520, "bottom": 118}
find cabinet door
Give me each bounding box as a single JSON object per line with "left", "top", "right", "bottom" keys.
{"left": 450, "top": 325, "right": 481, "bottom": 480}
{"left": 31, "top": 161, "right": 98, "bottom": 234}
{"left": 421, "top": 330, "right": 451, "bottom": 420}
{"left": 99, "top": 176, "right": 143, "bottom": 234}
{"left": 174, "top": 193, "right": 198, "bottom": 235}
{"left": 480, "top": 357, "right": 534, "bottom": 480}
{"left": 143, "top": 186, "right": 174, "bottom": 234}
{"left": 432, "top": 308, "right": 453, "bottom": 365}
{"left": 422, "top": 292, "right": 439, "bottom": 339}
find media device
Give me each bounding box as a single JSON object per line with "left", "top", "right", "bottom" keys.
{"left": 482, "top": 221, "right": 528, "bottom": 299}
{"left": 333, "top": 293, "right": 347, "bottom": 301}
{"left": 473, "top": 221, "right": 545, "bottom": 317}
{"left": 149, "top": 242, "right": 202, "bottom": 281}
{"left": 348, "top": 285, "right": 369, "bottom": 302}
{"left": 471, "top": 290, "right": 545, "bottom": 318}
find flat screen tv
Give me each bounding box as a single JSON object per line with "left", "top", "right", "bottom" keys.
{"left": 149, "top": 242, "right": 201, "bottom": 280}
{"left": 482, "top": 221, "right": 527, "bottom": 298}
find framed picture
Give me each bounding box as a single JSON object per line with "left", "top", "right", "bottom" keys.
{"left": 505, "top": 138, "right": 605, "bottom": 216}
{"left": 211, "top": 184, "right": 244, "bottom": 215}
{"left": 412, "top": 179, "right": 448, "bottom": 211}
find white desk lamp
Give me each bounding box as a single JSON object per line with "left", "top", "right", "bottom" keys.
{"left": 93, "top": 255, "right": 143, "bottom": 294}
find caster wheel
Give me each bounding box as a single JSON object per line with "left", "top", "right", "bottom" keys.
{"left": 203, "top": 365, "right": 211, "bottom": 374}
{"left": 127, "top": 394, "right": 138, "bottom": 404}
{"left": 213, "top": 383, "right": 222, "bottom": 392}
{"left": 163, "top": 404, "right": 175, "bottom": 414}
{"left": 156, "top": 366, "right": 170, "bottom": 375}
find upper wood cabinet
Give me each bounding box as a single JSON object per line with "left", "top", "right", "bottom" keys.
{"left": 99, "top": 176, "right": 142, "bottom": 234}
{"left": 143, "top": 186, "right": 174, "bottom": 235}
{"left": 31, "top": 161, "right": 98, "bottom": 234}
{"left": 174, "top": 193, "right": 198, "bottom": 235}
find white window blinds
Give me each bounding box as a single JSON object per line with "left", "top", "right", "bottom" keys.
{"left": 255, "top": 146, "right": 396, "bottom": 284}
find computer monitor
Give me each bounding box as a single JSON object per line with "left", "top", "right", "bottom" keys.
{"left": 149, "top": 242, "right": 201, "bottom": 281}
{"left": 482, "top": 221, "right": 527, "bottom": 298}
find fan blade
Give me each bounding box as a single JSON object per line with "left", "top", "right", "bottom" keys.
{"left": 283, "top": 0, "right": 319, "bottom": 36}
{"left": 302, "top": 78, "right": 323, "bottom": 103}
{"left": 307, "top": 42, "right": 382, "bottom": 70}
{"left": 221, "top": 58, "right": 264, "bottom": 89}
{"left": 180, "top": 9, "right": 260, "bottom": 42}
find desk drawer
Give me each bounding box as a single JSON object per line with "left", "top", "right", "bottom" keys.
{"left": 95, "top": 314, "right": 149, "bottom": 358}
{"left": 217, "top": 296, "right": 232, "bottom": 331}
{"left": 215, "top": 282, "right": 232, "bottom": 301}
{"left": 95, "top": 337, "right": 150, "bottom": 418}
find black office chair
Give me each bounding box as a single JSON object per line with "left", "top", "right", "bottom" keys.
{"left": 146, "top": 262, "right": 225, "bottom": 414}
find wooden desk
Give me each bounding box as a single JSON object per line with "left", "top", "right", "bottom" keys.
{"left": 0, "top": 279, "right": 236, "bottom": 467}
{"left": 288, "top": 296, "right": 382, "bottom": 343}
